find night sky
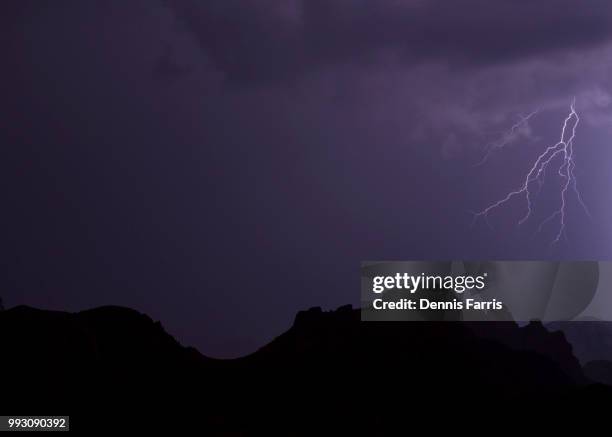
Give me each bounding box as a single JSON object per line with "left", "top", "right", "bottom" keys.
{"left": 3, "top": 1, "right": 612, "bottom": 357}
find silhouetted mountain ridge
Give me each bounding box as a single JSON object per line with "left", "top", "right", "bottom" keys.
{"left": 1, "top": 304, "right": 611, "bottom": 433}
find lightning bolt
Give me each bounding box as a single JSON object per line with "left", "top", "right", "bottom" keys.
{"left": 472, "top": 99, "right": 589, "bottom": 244}
{"left": 474, "top": 109, "right": 539, "bottom": 167}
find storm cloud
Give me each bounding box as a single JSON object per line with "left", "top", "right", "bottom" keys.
{"left": 165, "top": 0, "right": 612, "bottom": 81}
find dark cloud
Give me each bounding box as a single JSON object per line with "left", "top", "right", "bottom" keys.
{"left": 153, "top": 46, "right": 194, "bottom": 81}
{"left": 165, "top": 0, "right": 612, "bottom": 82}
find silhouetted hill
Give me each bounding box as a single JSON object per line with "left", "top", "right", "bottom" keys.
{"left": 0, "top": 304, "right": 611, "bottom": 433}
{"left": 0, "top": 305, "right": 208, "bottom": 371}
{"left": 583, "top": 360, "right": 612, "bottom": 385}
{"left": 547, "top": 320, "right": 612, "bottom": 364}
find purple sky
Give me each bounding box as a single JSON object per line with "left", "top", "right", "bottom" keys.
{"left": 3, "top": 1, "right": 612, "bottom": 357}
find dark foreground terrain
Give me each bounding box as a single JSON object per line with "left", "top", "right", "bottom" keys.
{"left": 0, "top": 305, "right": 610, "bottom": 433}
